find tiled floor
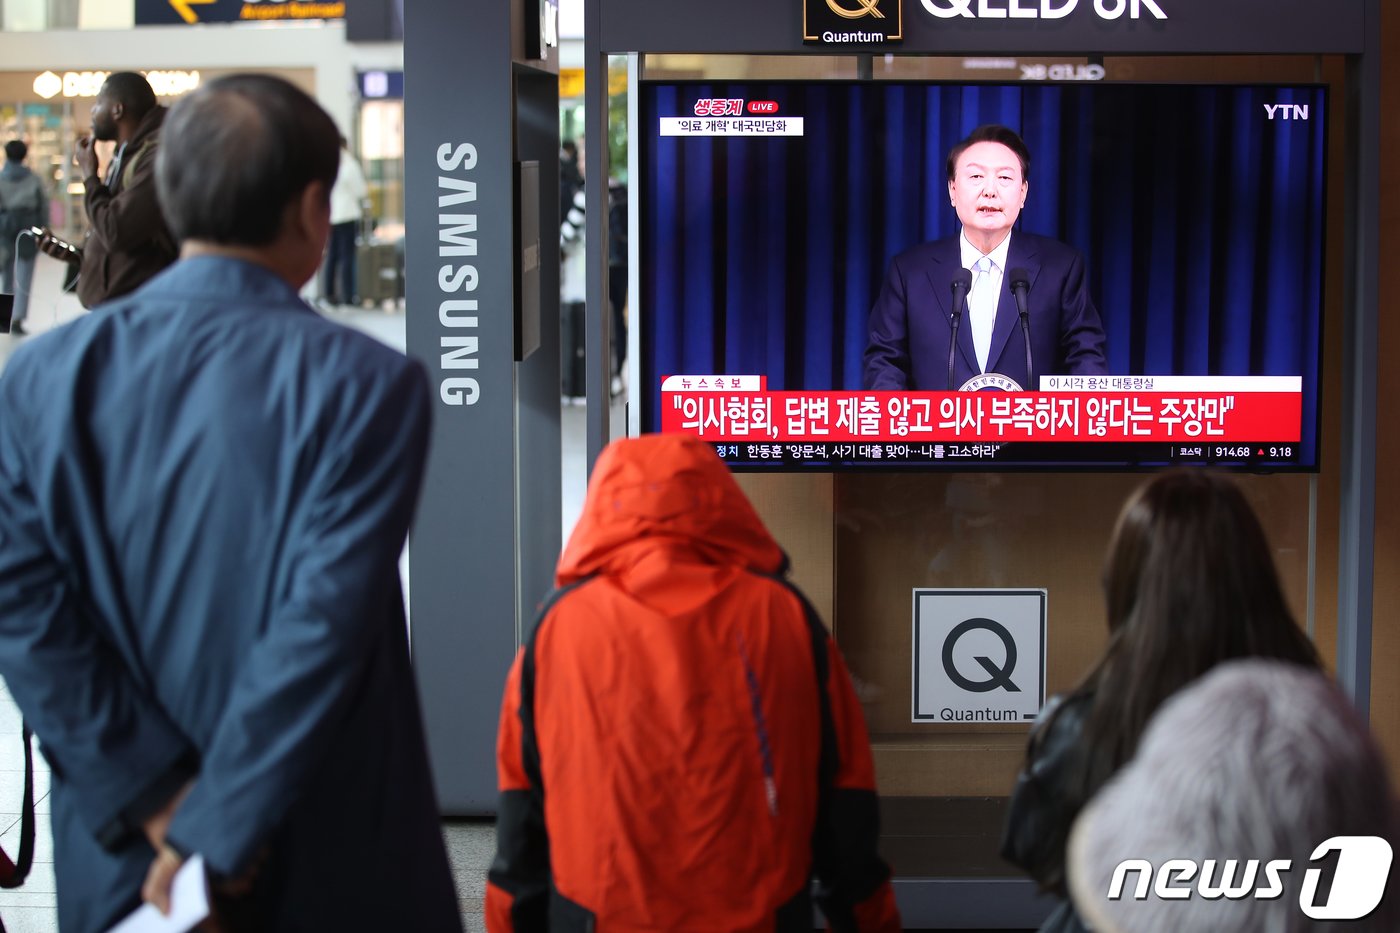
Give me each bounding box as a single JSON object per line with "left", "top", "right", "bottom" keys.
{"left": 1, "top": 285, "right": 627, "bottom": 929}
{"left": 0, "top": 680, "right": 55, "bottom": 933}
{"left": 0, "top": 687, "right": 497, "bottom": 931}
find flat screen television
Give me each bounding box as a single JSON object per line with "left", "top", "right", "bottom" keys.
{"left": 638, "top": 80, "right": 1327, "bottom": 471}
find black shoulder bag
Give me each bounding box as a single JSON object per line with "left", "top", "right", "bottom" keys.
{"left": 0, "top": 724, "right": 37, "bottom": 933}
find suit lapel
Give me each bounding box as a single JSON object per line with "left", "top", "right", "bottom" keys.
{"left": 924, "top": 240, "right": 978, "bottom": 377}
{"left": 986, "top": 234, "right": 1041, "bottom": 380}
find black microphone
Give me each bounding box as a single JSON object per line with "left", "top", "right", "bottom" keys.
{"left": 1009, "top": 267, "right": 1033, "bottom": 390}
{"left": 948, "top": 268, "right": 973, "bottom": 391}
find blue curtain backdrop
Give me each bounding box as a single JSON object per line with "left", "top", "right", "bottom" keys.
{"left": 640, "top": 82, "right": 1326, "bottom": 461}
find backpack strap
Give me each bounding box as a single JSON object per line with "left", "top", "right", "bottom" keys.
{"left": 119, "top": 137, "right": 154, "bottom": 191}
{"left": 0, "top": 724, "right": 35, "bottom": 890}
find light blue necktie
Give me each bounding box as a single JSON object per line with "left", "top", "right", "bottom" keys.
{"left": 969, "top": 255, "right": 999, "bottom": 373}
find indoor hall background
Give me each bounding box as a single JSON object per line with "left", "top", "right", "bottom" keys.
{"left": 2, "top": 7, "right": 1398, "bottom": 933}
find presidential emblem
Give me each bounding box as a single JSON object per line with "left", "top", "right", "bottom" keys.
{"left": 959, "top": 373, "right": 1024, "bottom": 392}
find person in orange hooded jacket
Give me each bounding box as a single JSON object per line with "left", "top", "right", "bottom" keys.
{"left": 487, "top": 434, "right": 902, "bottom": 933}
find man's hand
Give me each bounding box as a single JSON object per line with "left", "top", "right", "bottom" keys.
{"left": 137, "top": 779, "right": 195, "bottom": 915}
{"left": 142, "top": 843, "right": 185, "bottom": 915}
{"left": 73, "top": 135, "right": 98, "bottom": 182}
{"left": 148, "top": 850, "right": 267, "bottom": 930}
{"left": 142, "top": 779, "right": 194, "bottom": 852}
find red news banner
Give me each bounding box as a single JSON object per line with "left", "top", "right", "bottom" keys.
{"left": 660, "top": 376, "right": 1303, "bottom": 443}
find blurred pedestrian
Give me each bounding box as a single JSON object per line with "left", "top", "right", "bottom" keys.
{"left": 1069, "top": 659, "right": 1398, "bottom": 932}
{"left": 36, "top": 71, "right": 178, "bottom": 308}
{"left": 559, "top": 135, "right": 587, "bottom": 399}
{"left": 607, "top": 174, "right": 627, "bottom": 396}
{"left": 0, "top": 140, "right": 48, "bottom": 307}
{"left": 1000, "top": 470, "right": 1321, "bottom": 933}
{"left": 321, "top": 135, "right": 369, "bottom": 308}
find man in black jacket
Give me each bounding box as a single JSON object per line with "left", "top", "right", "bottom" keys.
{"left": 38, "top": 72, "right": 178, "bottom": 308}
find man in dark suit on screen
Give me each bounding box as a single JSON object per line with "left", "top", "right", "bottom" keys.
{"left": 863, "top": 124, "right": 1107, "bottom": 391}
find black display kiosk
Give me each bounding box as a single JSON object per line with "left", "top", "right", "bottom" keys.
{"left": 405, "top": 1, "right": 1379, "bottom": 927}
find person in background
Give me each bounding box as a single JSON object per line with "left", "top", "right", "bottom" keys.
{"left": 0, "top": 140, "right": 48, "bottom": 314}
{"left": 487, "top": 434, "right": 902, "bottom": 933}
{"left": 559, "top": 137, "right": 581, "bottom": 225}
{"left": 1069, "top": 659, "right": 1398, "bottom": 933}
{"left": 607, "top": 174, "right": 627, "bottom": 396}
{"left": 559, "top": 135, "right": 588, "bottom": 399}
{"left": 999, "top": 470, "right": 1321, "bottom": 933}
{"left": 0, "top": 74, "right": 460, "bottom": 932}
{"left": 36, "top": 71, "right": 178, "bottom": 309}
{"left": 321, "top": 135, "right": 370, "bottom": 308}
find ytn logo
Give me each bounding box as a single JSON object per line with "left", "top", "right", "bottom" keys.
{"left": 1264, "top": 103, "right": 1310, "bottom": 121}
{"left": 1106, "top": 836, "right": 1392, "bottom": 921}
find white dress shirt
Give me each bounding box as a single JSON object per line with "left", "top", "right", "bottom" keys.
{"left": 959, "top": 230, "right": 1012, "bottom": 374}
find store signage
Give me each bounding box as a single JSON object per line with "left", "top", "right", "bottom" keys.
{"left": 804, "top": 0, "right": 903, "bottom": 45}
{"left": 358, "top": 70, "right": 405, "bottom": 100}
{"left": 912, "top": 588, "right": 1045, "bottom": 723}
{"left": 135, "top": 0, "right": 346, "bottom": 26}
{"left": 525, "top": 0, "right": 560, "bottom": 60}
{"left": 436, "top": 142, "right": 482, "bottom": 407}
{"left": 918, "top": 0, "right": 1165, "bottom": 19}
{"left": 31, "top": 70, "right": 202, "bottom": 100}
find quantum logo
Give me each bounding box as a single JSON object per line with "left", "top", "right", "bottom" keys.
{"left": 804, "top": 0, "right": 902, "bottom": 43}
{"left": 1106, "top": 836, "right": 1393, "bottom": 921}
{"left": 827, "top": 0, "right": 885, "bottom": 17}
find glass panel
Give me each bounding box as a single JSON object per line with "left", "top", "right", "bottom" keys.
{"left": 359, "top": 99, "right": 405, "bottom": 239}
{"left": 833, "top": 471, "right": 1312, "bottom": 877}
{"left": 673, "top": 52, "right": 1350, "bottom": 890}
{"left": 642, "top": 54, "right": 859, "bottom": 81}
{"left": 3, "top": 0, "right": 47, "bottom": 30}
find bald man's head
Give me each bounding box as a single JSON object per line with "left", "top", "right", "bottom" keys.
{"left": 156, "top": 74, "right": 339, "bottom": 247}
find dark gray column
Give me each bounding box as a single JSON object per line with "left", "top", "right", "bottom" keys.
{"left": 585, "top": 0, "right": 613, "bottom": 472}
{"left": 1337, "top": 0, "right": 1379, "bottom": 717}
{"left": 405, "top": 0, "right": 562, "bottom": 812}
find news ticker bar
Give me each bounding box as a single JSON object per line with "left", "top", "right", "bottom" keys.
{"left": 660, "top": 376, "right": 1304, "bottom": 393}
{"left": 709, "top": 441, "right": 1304, "bottom": 468}
{"left": 661, "top": 390, "right": 1302, "bottom": 444}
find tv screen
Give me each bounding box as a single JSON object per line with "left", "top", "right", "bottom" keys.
{"left": 638, "top": 80, "right": 1326, "bottom": 471}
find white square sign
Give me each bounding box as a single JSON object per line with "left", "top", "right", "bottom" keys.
{"left": 913, "top": 588, "right": 1046, "bottom": 724}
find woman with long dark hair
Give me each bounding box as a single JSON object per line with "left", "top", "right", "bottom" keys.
{"left": 1000, "top": 470, "right": 1321, "bottom": 933}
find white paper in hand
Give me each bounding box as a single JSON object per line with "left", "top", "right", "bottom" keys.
{"left": 106, "top": 853, "right": 211, "bottom": 933}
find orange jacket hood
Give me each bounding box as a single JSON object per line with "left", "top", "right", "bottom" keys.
{"left": 556, "top": 434, "right": 785, "bottom": 587}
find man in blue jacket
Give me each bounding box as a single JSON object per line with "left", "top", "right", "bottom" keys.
{"left": 0, "top": 75, "right": 461, "bottom": 932}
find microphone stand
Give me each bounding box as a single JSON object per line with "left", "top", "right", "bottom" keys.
{"left": 1010, "top": 268, "right": 1033, "bottom": 390}
{"left": 949, "top": 271, "right": 972, "bottom": 391}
